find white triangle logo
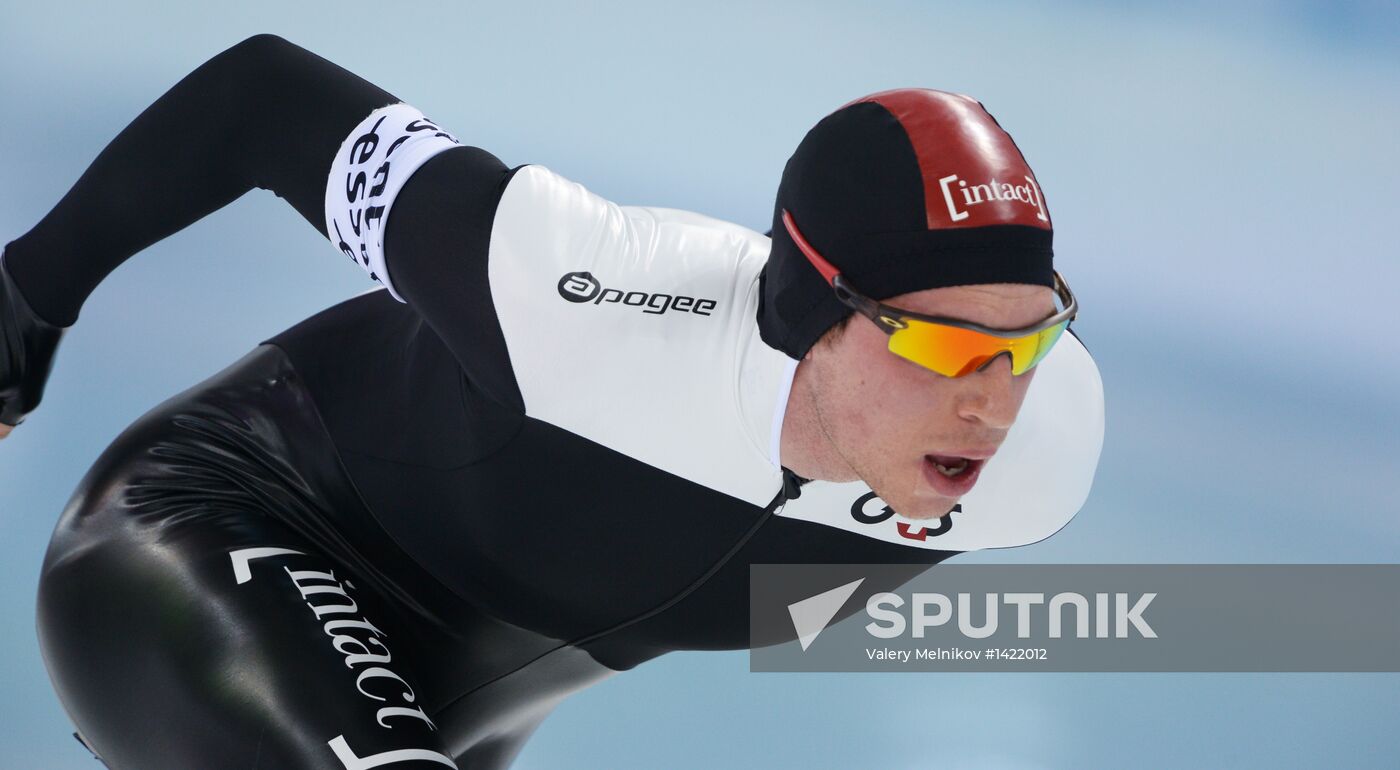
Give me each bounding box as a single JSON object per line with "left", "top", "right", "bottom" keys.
{"left": 787, "top": 578, "right": 865, "bottom": 651}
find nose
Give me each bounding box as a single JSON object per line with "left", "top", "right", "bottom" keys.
{"left": 955, "top": 352, "right": 1019, "bottom": 429}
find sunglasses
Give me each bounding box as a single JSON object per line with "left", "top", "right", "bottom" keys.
{"left": 781, "top": 209, "right": 1078, "bottom": 378}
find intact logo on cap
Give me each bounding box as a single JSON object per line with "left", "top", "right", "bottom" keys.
{"left": 848, "top": 88, "right": 1054, "bottom": 232}
{"left": 938, "top": 174, "right": 1049, "bottom": 224}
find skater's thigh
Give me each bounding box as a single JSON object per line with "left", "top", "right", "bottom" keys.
{"left": 37, "top": 498, "right": 457, "bottom": 770}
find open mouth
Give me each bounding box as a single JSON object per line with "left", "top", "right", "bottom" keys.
{"left": 921, "top": 453, "right": 989, "bottom": 496}
{"left": 927, "top": 454, "right": 973, "bottom": 477}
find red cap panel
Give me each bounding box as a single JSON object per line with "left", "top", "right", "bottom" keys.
{"left": 848, "top": 89, "right": 1052, "bottom": 231}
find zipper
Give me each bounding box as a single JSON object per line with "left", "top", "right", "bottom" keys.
{"left": 779, "top": 465, "right": 809, "bottom": 507}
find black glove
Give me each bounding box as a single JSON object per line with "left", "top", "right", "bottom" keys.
{"left": 0, "top": 247, "right": 68, "bottom": 427}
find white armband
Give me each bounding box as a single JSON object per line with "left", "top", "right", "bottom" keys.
{"left": 324, "top": 102, "right": 461, "bottom": 302}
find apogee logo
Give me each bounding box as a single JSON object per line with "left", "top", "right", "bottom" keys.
{"left": 558, "top": 271, "right": 602, "bottom": 302}
{"left": 556, "top": 270, "right": 718, "bottom": 316}
{"left": 938, "top": 174, "right": 1049, "bottom": 224}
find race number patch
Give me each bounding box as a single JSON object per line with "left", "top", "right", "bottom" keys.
{"left": 324, "top": 102, "right": 462, "bottom": 302}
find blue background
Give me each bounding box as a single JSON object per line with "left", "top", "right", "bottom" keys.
{"left": 2, "top": 1, "right": 1397, "bottom": 767}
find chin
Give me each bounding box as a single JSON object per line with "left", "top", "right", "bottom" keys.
{"left": 875, "top": 481, "right": 957, "bottom": 521}
{"left": 895, "top": 497, "right": 958, "bottom": 521}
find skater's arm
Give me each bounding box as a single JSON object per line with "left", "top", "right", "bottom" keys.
{"left": 2, "top": 34, "right": 410, "bottom": 325}
{"left": 2, "top": 33, "right": 527, "bottom": 410}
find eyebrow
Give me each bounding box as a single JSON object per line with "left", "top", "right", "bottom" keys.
{"left": 883, "top": 297, "right": 1061, "bottom": 333}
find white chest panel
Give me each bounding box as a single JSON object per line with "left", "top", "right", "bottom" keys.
{"left": 487, "top": 164, "right": 785, "bottom": 507}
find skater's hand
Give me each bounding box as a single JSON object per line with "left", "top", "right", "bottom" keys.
{"left": 0, "top": 248, "right": 68, "bottom": 438}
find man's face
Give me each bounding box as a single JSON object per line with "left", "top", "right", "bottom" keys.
{"left": 805, "top": 282, "right": 1058, "bottom": 520}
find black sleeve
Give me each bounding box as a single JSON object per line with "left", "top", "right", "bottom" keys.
{"left": 2, "top": 33, "right": 525, "bottom": 411}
